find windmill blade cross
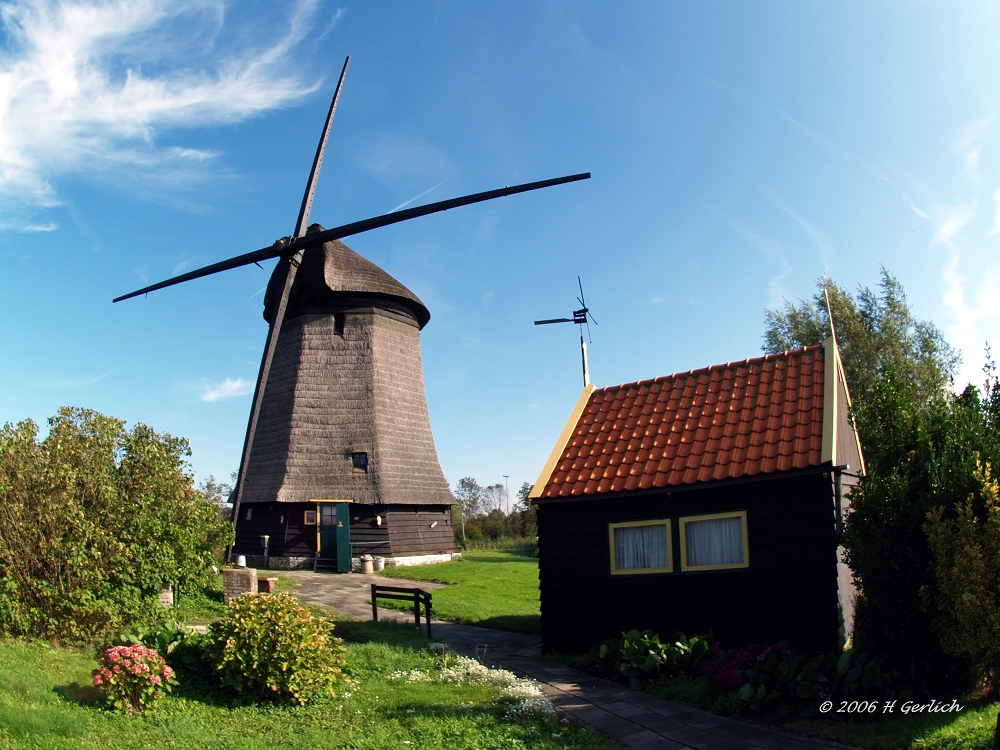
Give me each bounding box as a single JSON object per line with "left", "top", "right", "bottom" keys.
{"left": 113, "top": 171, "right": 591, "bottom": 303}
{"left": 226, "top": 55, "right": 351, "bottom": 562}
{"left": 534, "top": 317, "right": 574, "bottom": 325}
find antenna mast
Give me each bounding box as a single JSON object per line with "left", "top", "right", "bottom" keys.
{"left": 534, "top": 276, "right": 597, "bottom": 387}
{"left": 823, "top": 284, "right": 838, "bottom": 345}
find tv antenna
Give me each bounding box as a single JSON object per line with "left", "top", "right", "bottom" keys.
{"left": 112, "top": 55, "right": 590, "bottom": 559}
{"left": 534, "top": 276, "right": 598, "bottom": 387}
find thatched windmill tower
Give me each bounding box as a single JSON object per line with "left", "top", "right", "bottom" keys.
{"left": 113, "top": 56, "right": 588, "bottom": 572}
{"left": 230, "top": 230, "right": 458, "bottom": 569}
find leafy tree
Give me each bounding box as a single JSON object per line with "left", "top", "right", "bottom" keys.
{"left": 924, "top": 459, "right": 1000, "bottom": 690}
{"left": 482, "top": 483, "right": 506, "bottom": 514}
{"left": 764, "top": 272, "right": 996, "bottom": 692}
{"left": 0, "top": 407, "right": 233, "bottom": 642}
{"left": 763, "top": 268, "right": 959, "bottom": 405}
{"left": 198, "top": 475, "right": 232, "bottom": 507}
{"left": 454, "top": 477, "right": 484, "bottom": 520}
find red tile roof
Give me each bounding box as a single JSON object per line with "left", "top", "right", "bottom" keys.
{"left": 535, "top": 345, "right": 826, "bottom": 499}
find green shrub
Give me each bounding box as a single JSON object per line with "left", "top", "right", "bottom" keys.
{"left": 592, "top": 629, "right": 712, "bottom": 689}
{"left": 735, "top": 643, "right": 828, "bottom": 716}
{"left": 115, "top": 619, "right": 212, "bottom": 678}
{"left": 925, "top": 459, "right": 1000, "bottom": 692}
{"left": 0, "top": 407, "right": 233, "bottom": 643}
{"left": 206, "top": 593, "right": 347, "bottom": 704}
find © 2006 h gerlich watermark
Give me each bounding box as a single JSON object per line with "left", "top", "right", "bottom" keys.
{"left": 820, "top": 699, "right": 964, "bottom": 715}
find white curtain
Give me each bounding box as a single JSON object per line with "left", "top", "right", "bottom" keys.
{"left": 614, "top": 523, "right": 668, "bottom": 570}
{"left": 685, "top": 516, "right": 744, "bottom": 567}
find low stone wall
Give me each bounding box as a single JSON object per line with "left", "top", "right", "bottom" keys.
{"left": 384, "top": 552, "right": 462, "bottom": 567}
{"left": 243, "top": 555, "right": 315, "bottom": 570}
{"left": 222, "top": 567, "right": 257, "bottom": 604}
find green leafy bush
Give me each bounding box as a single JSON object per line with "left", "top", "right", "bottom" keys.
{"left": 115, "top": 619, "right": 212, "bottom": 678}
{"left": 592, "top": 629, "right": 712, "bottom": 689}
{"left": 723, "top": 644, "right": 917, "bottom": 719}
{"left": 735, "top": 642, "right": 828, "bottom": 716}
{"left": 0, "top": 407, "right": 233, "bottom": 643}
{"left": 206, "top": 593, "right": 347, "bottom": 704}
{"left": 92, "top": 643, "right": 175, "bottom": 713}
{"left": 925, "top": 459, "right": 1000, "bottom": 692}
{"left": 583, "top": 629, "right": 920, "bottom": 721}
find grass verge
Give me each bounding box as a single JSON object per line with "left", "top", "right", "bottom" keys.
{"left": 0, "top": 624, "right": 612, "bottom": 750}
{"left": 378, "top": 548, "right": 540, "bottom": 634}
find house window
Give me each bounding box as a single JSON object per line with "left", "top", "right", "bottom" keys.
{"left": 352, "top": 452, "right": 368, "bottom": 473}
{"left": 304, "top": 510, "right": 317, "bottom": 525}
{"left": 679, "top": 511, "right": 749, "bottom": 571}
{"left": 608, "top": 519, "right": 673, "bottom": 575}
{"left": 245, "top": 508, "right": 253, "bottom": 520}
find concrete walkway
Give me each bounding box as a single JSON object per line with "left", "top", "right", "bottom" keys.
{"left": 278, "top": 569, "right": 444, "bottom": 623}
{"left": 277, "top": 570, "right": 853, "bottom": 750}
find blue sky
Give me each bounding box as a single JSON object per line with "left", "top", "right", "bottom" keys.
{"left": 3, "top": 1, "right": 1000, "bottom": 497}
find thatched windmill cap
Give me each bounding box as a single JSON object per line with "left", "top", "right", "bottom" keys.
{"left": 264, "top": 224, "right": 431, "bottom": 328}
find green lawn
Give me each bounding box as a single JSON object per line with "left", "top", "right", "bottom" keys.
{"left": 378, "top": 548, "right": 540, "bottom": 634}
{"left": 0, "top": 624, "right": 612, "bottom": 750}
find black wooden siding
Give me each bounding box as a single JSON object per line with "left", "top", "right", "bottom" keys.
{"left": 233, "top": 503, "right": 315, "bottom": 557}
{"left": 536, "top": 471, "right": 842, "bottom": 654}
{"left": 384, "top": 506, "right": 459, "bottom": 557}
{"left": 234, "top": 503, "right": 457, "bottom": 559}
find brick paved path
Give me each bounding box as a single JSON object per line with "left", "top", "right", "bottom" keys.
{"left": 279, "top": 571, "right": 855, "bottom": 750}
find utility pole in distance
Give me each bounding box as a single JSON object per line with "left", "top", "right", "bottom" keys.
{"left": 503, "top": 475, "right": 510, "bottom": 515}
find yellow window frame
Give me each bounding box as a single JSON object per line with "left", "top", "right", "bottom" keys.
{"left": 679, "top": 510, "right": 749, "bottom": 571}
{"left": 608, "top": 518, "right": 673, "bottom": 575}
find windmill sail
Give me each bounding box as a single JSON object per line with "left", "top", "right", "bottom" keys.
{"left": 114, "top": 56, "right": 590, "bottom": 568}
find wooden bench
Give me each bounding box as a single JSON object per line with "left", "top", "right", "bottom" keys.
{"left": 371, "top": 584, "right": 432, "bottom": 638}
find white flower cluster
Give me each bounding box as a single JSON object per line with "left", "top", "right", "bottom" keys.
{"left": 505, "top": 696, "right": 557, "bottom": 721}
{"left": 388, "top": 669, "right": 432, "bottom": 683}
{"left": 387, "top": 653, "right": 557, "bottom": 721}
{"left": 439, "top": 656, "right": 505, "bottom": 686}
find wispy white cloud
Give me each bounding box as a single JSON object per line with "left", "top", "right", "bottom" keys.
{"left": 760, "top": 186, "right": 834, "bottom": 272}
{"left": 0, "top": 0, "right": 324, "bottom": 230}
{"left": 992, "top": 189, "right": 1000, "bottom": 235}
{"left": 722, "top": 216, "right": 791, "bottom": 308}
{"left": 950, "top": 114, "right": 994, "bottom": 185}
{"left": 356, "top": 134, "right": 458, "bottom": 183}
{"left": 705, "top": 76, "right": 934, "bottom": 221}
{"left": 200, "top": 376, "right": 253, "bottom": 402}
{"left": 650, "top": 295, "right": 664, "bottom": 305}
{"left": 37, "top": 370, "right": 113, "bottom": 387}
{"left": 317, "top": 6, "right": 345, "bottom": 41}
{"left": 929, "top": 201, "right": 977, "bottom": 247}
{"left": 913, "top": 114, "right": 1000, "bottom": 390}
{"left": 389, "top": 181, "right": 447, "bottom": 214}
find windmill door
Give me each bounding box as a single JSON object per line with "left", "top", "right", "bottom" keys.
{"left": 318, "top": 502, "right": 352, "bottom": 573}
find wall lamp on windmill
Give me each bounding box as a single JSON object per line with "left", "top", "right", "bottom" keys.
{"left": 112, "top": 55, "right": 591, "bottom": 562}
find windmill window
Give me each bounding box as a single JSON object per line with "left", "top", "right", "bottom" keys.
{"left": 608, "top": 519, "right": 672, "bottom": 575}
{"left": 679, "top": 511, "right": 749, "bottom": 571}
{"left": 352, "top": 452, "right": 368, "bottom": 473}
{"left": 334, "top": 313, "right": 346, "bottom": 336}
{"left": 245, "top": 508, "right": 253, "bottom": 521}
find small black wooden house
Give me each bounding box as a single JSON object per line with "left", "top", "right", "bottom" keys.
{"left": 232, "top": 229, "right": 459, "bottom": 570}
{"left": 529, "top": 339, "right": 863, "bottom": 654}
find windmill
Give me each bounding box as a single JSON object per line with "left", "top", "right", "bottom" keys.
{"left": 115, "top": 56, "right": 590, "bottom": 569}
{"left": 534, "top": 276, "right": 598, "bottom": 387}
